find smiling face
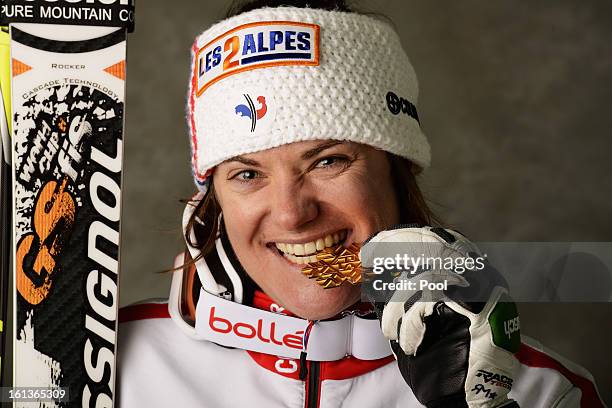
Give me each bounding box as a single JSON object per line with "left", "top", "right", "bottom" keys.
{"left": 213, "top": 140, "right": 400, "bottom": 320}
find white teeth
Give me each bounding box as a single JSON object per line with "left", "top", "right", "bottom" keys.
{"left": 324, "top": 235, "right": 334, "bottom": 247}
{"left": 283, "top": 253, "right": 319, "bottom": 265}
{"left": 275, "top": 230, "right": 347, "bottom": 261}
{"left": 316, "top": 239, "right": 325, "bottom": 251}
{"left": 304, "top": 242, "right": 316, "bottom": 255}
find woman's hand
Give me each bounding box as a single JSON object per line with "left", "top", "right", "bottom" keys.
{"left": 362, "top": 227, "right": 521, "bottom": 408}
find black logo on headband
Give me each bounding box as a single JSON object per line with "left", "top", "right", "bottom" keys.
{"left": 386, "top": 91, "right": 420, "bottom": 123}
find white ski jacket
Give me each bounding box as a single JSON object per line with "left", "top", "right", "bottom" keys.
{"left": 117, "top": 268, "right": 605, "bottom": 408}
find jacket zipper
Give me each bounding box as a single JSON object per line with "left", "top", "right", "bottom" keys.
{"left": 305, "top": 361, "right": 321, "bottom": 408}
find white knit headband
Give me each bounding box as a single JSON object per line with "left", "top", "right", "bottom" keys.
{"left": 187, "top": 6, "right": 430, "bottom": 189}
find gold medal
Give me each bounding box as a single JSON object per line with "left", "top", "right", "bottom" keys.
{"left": 302, "top": 244, "right": 362, "bottom": 289}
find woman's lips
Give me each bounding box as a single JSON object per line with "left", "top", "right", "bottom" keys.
{"left": 273, "top": 230, "right": 348, "bottom": 265}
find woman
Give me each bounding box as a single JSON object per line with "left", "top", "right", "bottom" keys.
{"left": 118, "top": 1, "right": 604, "bottom": 407}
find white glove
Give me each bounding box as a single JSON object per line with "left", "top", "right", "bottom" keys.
{"left": 362, "top": 226, "right": 521, "bottom": 408}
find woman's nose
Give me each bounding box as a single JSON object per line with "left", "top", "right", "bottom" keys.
{"left": 270, "top": 178, "right": 318, "bottom": 230}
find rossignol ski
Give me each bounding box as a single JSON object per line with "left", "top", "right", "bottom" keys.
{"left": 1, "top": 1, "right": 135, "bottom": 406}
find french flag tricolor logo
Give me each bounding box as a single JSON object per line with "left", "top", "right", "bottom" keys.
{"left": 235, "top": 94, "right": 268, "bottom": 132}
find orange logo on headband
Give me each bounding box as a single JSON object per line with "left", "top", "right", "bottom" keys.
{"left": 195, "top": 21, "right": 320, "bottom": 96}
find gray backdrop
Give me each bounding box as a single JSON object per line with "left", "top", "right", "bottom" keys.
{"left": 120, "top": 0, "right": 612, "bottom": 402}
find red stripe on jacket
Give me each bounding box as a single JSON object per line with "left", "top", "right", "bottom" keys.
{"left": 516, "top": 343, "right": 604, "bottom": 407}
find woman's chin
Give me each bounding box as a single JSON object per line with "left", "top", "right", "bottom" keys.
{"left": 273, "top": 283, "right": 362, "bottom": 320}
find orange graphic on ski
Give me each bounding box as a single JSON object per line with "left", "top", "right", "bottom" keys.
{"left": 16, "top": 178, "right": 76, "bottom": 305}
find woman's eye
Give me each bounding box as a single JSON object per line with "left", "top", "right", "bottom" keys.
{"left": 232, "top": 170, "right": 259, "bottom": 182}
{"left": 315, "top": 156, "right": 348, "bottom": 168}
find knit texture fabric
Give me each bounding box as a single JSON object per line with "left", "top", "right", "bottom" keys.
{"left": 188, "top": 7, "right": 430, "bottom": 188}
